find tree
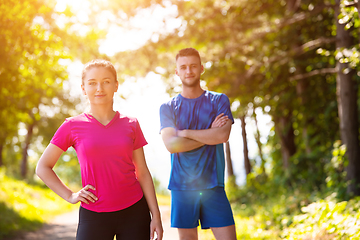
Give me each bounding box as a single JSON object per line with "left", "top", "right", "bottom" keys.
{"left": 335, "top": 0, "right": 360, "bottom": 195}
{"left": 0, "top": 0, "right": 103, "bottom": 177}
{"left": 240, "top": 115, "right": 252, "bottom": 176}
{"left": 101, "top": 0, "right": 359, "bottom": 193}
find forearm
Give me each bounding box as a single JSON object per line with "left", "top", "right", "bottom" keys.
{"left": 36, "top": 166, "right": 73, "bottom": 203}
{"left": 178, "top": 120, "right": 232, "bottom": 145}
{"left": 137, "top": 171, "right": 161, "bottom": 219}
{"left": 161, "top": 127, "right": 204, "bottom": 153}
{"left": 164, "top": 135, "right": 204, "bottom": 153}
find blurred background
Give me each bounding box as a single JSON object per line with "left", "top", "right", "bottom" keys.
{"left": 1, "top": 0, "right": 360, "bottom": 239}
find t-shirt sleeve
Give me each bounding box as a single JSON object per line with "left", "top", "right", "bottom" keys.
{"left": 159, "top": 103, "right": 176, "bottom": 132}
{"left": 218, "top": 94, "right": 234, "bottom": 124}
{"left": 50, "top": 119, "right": 75, "bottom": 151}
{"left": 133, "top": 119, "right": 148, "bottom": 150}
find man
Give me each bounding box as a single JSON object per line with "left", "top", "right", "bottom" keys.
{"left": 159, "top": 48, "right": 236, "bottom": 240}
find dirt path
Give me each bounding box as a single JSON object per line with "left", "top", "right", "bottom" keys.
{"left": 7, "top": 205, "right": 178, "bottom": 240}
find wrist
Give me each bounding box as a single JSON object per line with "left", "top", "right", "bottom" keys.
{"left": 177, "top": 129, "right": 186, "bottom": 138}
{"left": 150, "top": 211, "right": 161, "bottom": 219}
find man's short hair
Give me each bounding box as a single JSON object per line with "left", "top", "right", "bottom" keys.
{"left": 176, "top": 48, "right": 201, "bottom": 63}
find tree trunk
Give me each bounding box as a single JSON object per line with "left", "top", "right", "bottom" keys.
{"left": 274, "top": 114, "right": 296, "bottom": 171}
{"left": 296, "top": 71, "right": 312, "bottom": 155}
{"left": 225, "top": 141, "right": 234, "bottom": 177}
{"left": 335, "top": 0, "right": 360, "bottom": 196}
{"left": 21, "top": 122, "right": 35, "bottom": 178}
{"left": 253, "top": 111, "right": 266, "bottom": 174}
{"left": 240, "top": 115, "right": 252, "bottom": 175}
{"left": 0, "top": 143, "right": 3, "bottom": 167}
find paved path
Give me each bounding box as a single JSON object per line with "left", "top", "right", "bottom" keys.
{"left": 7, "top": 205, "right": 178, "bottom": 240}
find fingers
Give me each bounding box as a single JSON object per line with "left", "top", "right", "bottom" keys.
{"left": 211, "top": 113, "right": 229, "bottom": 128}
{"left": 150, "top": 220, "right": 163, "bottom": 240}
{"left": 156, "top": 227, "right": 164, "bottom": 240}
{"left": 150, "top": 228, "right": 163, "bottom": 240}
{"left": 150, "top": 228, "right": 154, "bottom": 240}
{"left": 214, "top": 113, "right": 225, "bottom": 120}
{"left": 77, "top": 184, "right": 98, "bottom": 204}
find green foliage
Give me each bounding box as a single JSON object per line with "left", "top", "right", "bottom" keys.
{"left": 0, "top": 167, "right": 78, "bottom": 239}
{"left": 152, "top": 176, "right": 169, "bottom": 196}
{"left": 324, "top": 141, "right": 349, "bottom": 199}
{"left": 52, "top": 149, "right": 82, "bottom": 188}
{"left": 282, "top": 195, "right": 360, "bottom": 239}
{"left": 227, "top": 173, "right": 359, "bottom": 239}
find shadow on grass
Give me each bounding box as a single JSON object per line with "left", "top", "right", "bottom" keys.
{"left": 0, "top": 201, "right": 42, "bottom": 240}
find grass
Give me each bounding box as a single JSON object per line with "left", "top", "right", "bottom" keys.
{"left": 0, "top": 168, "right": 78, "bottom": 239}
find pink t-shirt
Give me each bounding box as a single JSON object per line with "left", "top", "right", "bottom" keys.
{"left": 50, "top": 111, "right": 147, "bottom": 212}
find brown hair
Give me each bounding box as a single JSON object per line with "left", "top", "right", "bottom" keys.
{"left": 175, "top": 48, "right": 201, "bottom": 63}
{"left": 81, "top": 59, "right": 117, "bottom": 84}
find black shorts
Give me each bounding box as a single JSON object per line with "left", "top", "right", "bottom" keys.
{"left": 76, "top": 196, "right": 151, "bottom": 240}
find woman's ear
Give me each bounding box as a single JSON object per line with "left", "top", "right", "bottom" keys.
{"left": 81, "top": 84, "right": 87, "bottom": 95}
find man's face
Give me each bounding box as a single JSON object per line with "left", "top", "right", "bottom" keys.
{"left": 175, "top": 55, "right": 204, "bottom": 88}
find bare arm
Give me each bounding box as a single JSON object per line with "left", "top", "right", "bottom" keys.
{"left": 36, "top": 143, "right": 97, "bottom": 205}
{"left": 177, "top": 118, "right": 232, "bottom": 145}
{"left": 133, "top": 147, "right": 163, "bottom": 240}
{"left": 161, "top": 127, "right": 205, "bottom": 153}
{"left": 160, "top": 113, "right": 230, "bottom": 153}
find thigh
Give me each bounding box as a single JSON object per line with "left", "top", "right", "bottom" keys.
{"left": 115, "top": 196, "right": 151, "bottom": 240}
{"left": 200, "top": 187, "right": 235, "bottom": 229}
{"left": 171, "top": 190, "right": 201, "bottom": 229}
{"left": 211, "top": 225, "right": 237, "bottom": 240}
{"left": 178, "top": 228, "right": 198, "bottom": 240}
{"left": 76, "top": 207, "right": 116, "bottom": 240}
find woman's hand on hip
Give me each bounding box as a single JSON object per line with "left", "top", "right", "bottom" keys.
{"left": 68, "top": 184, "right": 98, "bottom": 204}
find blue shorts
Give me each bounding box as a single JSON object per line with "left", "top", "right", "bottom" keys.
{"left": 171, "top": 187, "right": 235, "bottom": 229}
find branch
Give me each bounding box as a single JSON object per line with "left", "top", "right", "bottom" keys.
{"left": 244, "top": 37, "right": 336, "bottom": 79}
{"left": 236, "top": 3, "right": 336, "bottom": 46}
{"left": 289, "top": 68, "right": 338, "bottom": 81}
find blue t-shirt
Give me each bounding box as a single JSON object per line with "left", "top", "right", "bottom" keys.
{"left": 159, "top": 90, "right": 234, "bottom": 190}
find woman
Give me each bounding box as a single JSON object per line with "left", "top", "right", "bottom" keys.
{"left": 36, "top": 59, "right": 163, "bottom": 240}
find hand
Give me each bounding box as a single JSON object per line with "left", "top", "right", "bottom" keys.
{"left": 68, "top": 184, "right": 98, "bottom": 204}
{"left": 211, "top": 113, "right": 229, "bottom": 128}
{"left": 150, "top": 217, "right": 163, "bottom": 240}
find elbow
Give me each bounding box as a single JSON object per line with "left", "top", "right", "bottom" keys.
{"left": 166, "top": 146, "right": 178, "bottom": 154}
{"left": 35, "top": 164, "right": 42, "bottom": 178}
{"left": 218, "top": 133, "right": 230, "bottom": 144}
{"left": 164, "top": 141, "right": 180, "bottom": 153}
{"left": 35, "top": 163, "right": 47, "bottom": 179}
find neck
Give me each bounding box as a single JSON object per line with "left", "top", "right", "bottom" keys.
{"left": 88, "top": 105, "right": 116, "bottom": 124}
{"left": 181, "top": 86, "right": 204, "bottom": 99}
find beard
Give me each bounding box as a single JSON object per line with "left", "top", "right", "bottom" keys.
{"left": 181, "top": 76, "right": 201, "bottom": 88}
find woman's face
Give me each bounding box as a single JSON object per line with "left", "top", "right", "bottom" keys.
{"left": 81, "top": 67, "right": 119, "bottom": 106}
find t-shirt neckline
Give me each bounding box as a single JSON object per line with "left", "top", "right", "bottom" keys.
{"left": 179, "top": 90, "right": 206, "bottom": 101}
{"left": 84, "top": 111, "right": 119, "bottom": 128}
